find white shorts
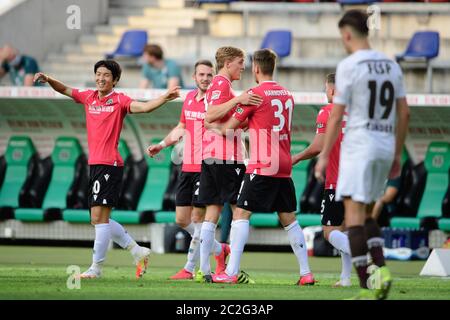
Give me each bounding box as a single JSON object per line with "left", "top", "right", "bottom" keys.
{"left": 336, "top": 130, "right": 395, "bottom": 204}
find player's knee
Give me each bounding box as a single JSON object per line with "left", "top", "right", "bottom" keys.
{"left": 175, "top": 217, "right": 190, "bottom": 228}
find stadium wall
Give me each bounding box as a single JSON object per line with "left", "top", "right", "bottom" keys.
{"left": 0, "top": 0, "right": 109, "bottom": 61}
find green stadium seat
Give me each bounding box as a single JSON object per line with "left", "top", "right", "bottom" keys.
{"left": 0, "top": 136, "right": 36, "bottom": 218}
{"left": 15, "top": 137, "right": 83, "bottom": 222}
{"left": 62, "top": 209, "right": 91, "bottom": 223}
{"left": 391, "top": 142, "right": 450, "bottom": 229}
{"left": 438, "top": 218, "right": 450, "bottom": 232}
{"left": 137, "top": 138, "right": 173, "bottom": 213}
{"left": 154, "top": 211, "right": 176, "bottom": 223}
{"left": 291, "top": 140, "right": 310, "bottom": 209}
{"left": 249, "top": 213, "right": 279, "bottom": 228}
{"left": 297, "top": 213, "right": 322, "bottom": 227}
{"left": 111, "top": 210, "right": 141, "bottom": 224}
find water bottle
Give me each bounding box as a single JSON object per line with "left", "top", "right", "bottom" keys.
{"left": 175, "top": 231, "right": 185, "bottom": 252}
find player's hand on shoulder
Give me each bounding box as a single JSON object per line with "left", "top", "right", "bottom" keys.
{"left": 238, "top": 91, "right": 263, "bottom": 106}
{"left": 33, "top": 72, "right": 49, "bottom": 84}
{"left": 164, "top": 86, "right": 181, "bottom": 101}
{"left": 146, "top": 144, "right": 163, "bottom": 157}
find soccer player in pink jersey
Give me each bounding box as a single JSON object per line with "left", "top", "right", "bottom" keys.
{"left": 292, "top": 73, "right": 352, "bottom": 287}
{"left": 34, "top": 60, "right": 180, "bottom": 279}
{"left": 146, "top": 60, "right": 227, "bottom": 280}
{"left": 197, "top": 47, "right": 263, "bottom": 282}
{"left": 209, "top": 49, "right": 315, "bottom": 285}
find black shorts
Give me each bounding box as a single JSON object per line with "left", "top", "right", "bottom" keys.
{"left": 198, "top": 159, "right": 246, "bottom": 205}
{"left": 237, "top": 174, "right": 297, "bottom": 213}
{"left": 320, "top": 189, "right": 345, "bottom": 227}
{"left": 175, "top": 171, "right": 204, "bottom": 208}
{"left": 88, "top": 165, "right": 123, "bottom": 208}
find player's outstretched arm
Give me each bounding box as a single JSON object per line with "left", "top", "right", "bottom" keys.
{"left": 205, "top": 91, "right": 262, "bottom": 123}
{"left": 314, "top": 104, "right": 345, "bottom": 182}
{"left": 146, "top": 122, "right": 185, "bottom": 157}
{"left": 130, "top": 86, "right": 180, "bottom": 114}
{"left": 33, "top": 72, "right": 73, "bottom": 98}
{"left": 292, "top": 133, "right": 324, "bottom": 166}
{"left": 389, "top": 97, "right": 410, "bottom": 179}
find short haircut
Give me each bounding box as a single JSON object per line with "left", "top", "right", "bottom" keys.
{"left": 94, "top": 60, "right": 122, "bottom": 84}
{"left": 215, "top": 46, "right": 245, "bottom": 71}
{"left": 338, "top": 9, "right": 369, "bottom": 37}
{"left": 252, "top": 49, "right": 277, "bottom": 76}
{"left": 194, "top": 59, "right": 214, "bottom": 73}
{"left": 326, "top": 73, "right": 335, "bottom": 85}
{"left": 143, "top": 44, "right": 164, "bottom": 60}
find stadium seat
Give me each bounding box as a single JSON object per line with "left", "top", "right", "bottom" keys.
{"left": 438, "top": 219, "right": 450, "bottom": 232}
{"left": 396, "top": 31, "right": 440, "bottom": 62}
{"left": 260, "top": 30, "right": 292, "bottom": 59}
{"left": 250, "top": 213, "right": 279, "bottom": 228}
{"left": 391, "top": 141, "right": 450, "bottom": 229}
{"left": 0, "top": 136, "right": 37, "bottom": 220}
{"left": 0, "top": 155, "right": 6, "bottom": 190}
{"left": 15, "top": 137, "right": 83, "bottom": 222}
{"left": 337, "top": 0, "right": 378, "bottom": 4}
{"left": 154, "top": 211, "right": 176, "bottom": 223}
{"left": 105, "top": 30, "right": 148, "bottom": 59}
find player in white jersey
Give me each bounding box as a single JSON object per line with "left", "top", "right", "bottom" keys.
{"left": 315, "top": 10, "right": 410, "bottom": 300}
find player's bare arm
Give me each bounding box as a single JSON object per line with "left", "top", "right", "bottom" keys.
{"left": 389, "top": 97, "right": 410, "bottom": 179}
{"left": 292, "top": 133, "right": 325, "bottom": 166}
{"left": 205, "top": 91, "right": 262, "bottom": 123}
{"left": 315, "top": 104, "right": 345, "bottom": 181}
{"left": 33, "top": 72, "right": 73, "bottom": 97}
{"left": 146, "top": 122, "right": 186, "bottom": 157}
{"left": 130, "top": 86, "right": 180, "bottom": 114}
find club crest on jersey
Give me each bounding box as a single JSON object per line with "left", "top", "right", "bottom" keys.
{"left": 317, "top": 123, "right": 324, "bottom": 129}
{"left": 106, "top": 98, "right": 113, "bottom": 105}
{"left": 236, "top": 107, "right": 244, "bottom": 114}
{"left": 211, "top": 90, "right": 221, "bottom": 101}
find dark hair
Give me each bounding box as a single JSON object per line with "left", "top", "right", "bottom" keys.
{"left": 194, "top": 59, "right": 214, "bottom": 73}
{"left": 338, "top": 9, "right": 369, "bottom": 37}
{"left": 252, "top": 49, "right": 277, "bottom": 75}
{"left": 94, "top": 60, "right": 122, "bottom": 84}
{"left": 143, "top": 44, "right": 164, "bottom": 60}
{"left": 326, "top": 73, "right": 335, "bottom": 84}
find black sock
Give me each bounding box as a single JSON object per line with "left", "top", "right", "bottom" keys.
{"left": 365, "top": 218, "right": 385, "bottom": 267}
{"left": 348, "top": 226, "right": 369, "bottom": 289}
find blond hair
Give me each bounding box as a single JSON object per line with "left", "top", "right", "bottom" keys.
{"left": 215, "top": 46, "right": 245, "bottom": 72}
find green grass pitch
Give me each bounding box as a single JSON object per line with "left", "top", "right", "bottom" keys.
{"left": 0, "top": 245, "right": 448, "bottom": 300}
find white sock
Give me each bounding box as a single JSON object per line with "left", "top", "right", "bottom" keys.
{"left": 285, "top": 220, "right": 311, "bottom": 276}
{"left": 93, "top": 223, "right": 111, "bottom": 265}
{"left": 225, "top": 219, "right": 249, "bottom": 277}
{"left": 199, "top": 221, "right": 216, "bottom": 275}
{"left": 109, "top": 219, "right": 135, "bottom": 249}
{"left": 328, "top": 230, "right": 352, "bottom": 280}
{"left": 183, "top": 222, "right": 195, "bottom": 236}
{"left": 184, "top": 222, "right": 202, "bottom": 273}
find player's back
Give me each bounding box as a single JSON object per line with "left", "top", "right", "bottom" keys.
{"left": 335, "top": 49, "right": 405, "bottom": 147}
{"left": 245, "top": 81, "right": 294, "bottom": 177}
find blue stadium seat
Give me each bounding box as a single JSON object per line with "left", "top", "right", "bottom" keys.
{"left": 105, "top": 30, "right": 148, "bottom": 59}
{"left": 260, "top": 30, "right": 292, "bottom": 59}
{"left": 337, "top": 0, "right": 378, "bottom": 4}
{"left": 396, "top": 31, "right": 440, "bottom": 61}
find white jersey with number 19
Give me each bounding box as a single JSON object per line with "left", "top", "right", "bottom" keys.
{"left": 333, "top": 49, "right": 406, "bottom": 204}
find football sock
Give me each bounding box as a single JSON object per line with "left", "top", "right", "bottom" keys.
{"left": 109, "top": 219, "right": 135, "bottom": 249}
{"left": 348, "top": 226, "right": 369, "bottom": 289}
{"left": 328, "top": 229, "right": 352, "bottom": 280}
{"left": 184, "top": 222, "right": 202, "bottom": 273}
{"left": 199, "top": 221, "right": 216, "bottom": 275}
{"left": 225, "top": 219, "right": 249, "bottom": 277}
{"left": 285, "top": 220, "right": 311, "bottom": 276}
{"left": 93, "top": 223, "right": 111, "bottom": 265}
{"left": 365, "top": 217, "right": 385, "bottom": 267}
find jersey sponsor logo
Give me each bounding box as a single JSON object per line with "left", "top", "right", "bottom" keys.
{"left": 236, "top": 107, "right": 244, "bottom": 114}
{"left": 211, "top": 90, "right": 221, "bottom": 101}
{"left": 104, "top": 174, "right": 110, "bottom": 181}
{"left": 317, "top": 123, "right": 324, "bottom": 129}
